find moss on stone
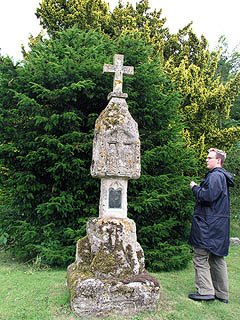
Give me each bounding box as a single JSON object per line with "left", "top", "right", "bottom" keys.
{"left": 90, "top": 246, "right": 133, "bottom": 279}
{"left": 67, "top": 217, "right": 159, "bottom": 309}
{"left": 115, "top": 284, "right": 135, "bottom": 297}
{"left": 94, "top": 217, "right": 135, "bottom": 235}
{"left": 96, "top": 102, "right": 127, "bottom": 130}
{"left": 67, "top": 263, "right": 94, "bottom": 300}
{"left": 76, "top": 236, "right": 91, "bottom": 266}
{"left": 136, "top": 246, "right": 144, "bottom": 261}
{"left": 125, "top": 244, "right": 135, "bottom": 269}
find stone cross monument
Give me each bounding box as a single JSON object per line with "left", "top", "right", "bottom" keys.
{"left": 67, "top": 54, "right": 160, "bottom": 318}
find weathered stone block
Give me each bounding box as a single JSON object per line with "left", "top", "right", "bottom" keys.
{"left": 67, "top": 218, "right": 160, "bottom": 317}
{"left": 90, "top": 97, "right": 141, "bottom": 180}
{"left": 69, "top": 276, "right": 160, "bottom": 317}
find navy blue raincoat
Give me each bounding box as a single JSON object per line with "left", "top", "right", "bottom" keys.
{"left": 188, "top": 167, "right": 234, "bottom": 256}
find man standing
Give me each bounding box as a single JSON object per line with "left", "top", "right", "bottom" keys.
{"left": 188, "top": 148, "right": 234, "bottom": 303}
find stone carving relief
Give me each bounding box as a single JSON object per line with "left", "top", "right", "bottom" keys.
{"left": 91, "top": 98, "right": 141, "bottom": 180}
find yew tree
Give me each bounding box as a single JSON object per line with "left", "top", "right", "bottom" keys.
{"left": 0, "top": 29, "right": 197, "bottom": 270}
{"left": 1, "top": 0, "right": 239, "bottom": 270}
{"left": 36, "top": 0, "right": 110, "bottom": 36}
{"left": 165, "top": 47, "right": 240, "bottom": 165}
{"left": 213, "top": 36, "right": 240, "bottom": 122}
{"left": 35, "top": 0, "right": 240, "bottom": 165}
{"left": 36, "top": 0, "right": 169, "bottom": 53}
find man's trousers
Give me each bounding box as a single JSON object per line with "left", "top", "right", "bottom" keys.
{"left": 192, "top": 247, "right": 229, "bottom": 300}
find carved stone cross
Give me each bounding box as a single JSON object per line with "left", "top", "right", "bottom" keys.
{"left": 103, "top": 54, "right": 134, "bottom": 99}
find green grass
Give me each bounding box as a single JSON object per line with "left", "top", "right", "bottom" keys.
{"left": 1, "top": 246, "right": 240, "bottom": 320}
{"left": 231, "top": 193, "right": 240, "bottom": 226}
{"left": 230, "top": 192, "right": 240, "bottom": 238}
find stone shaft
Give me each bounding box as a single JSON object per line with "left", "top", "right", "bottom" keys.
{"left": 99, "top": 177, "right": 128, "bottom": 218}
{"left": 90, "top": 96, "right": 141, "bottom": 219}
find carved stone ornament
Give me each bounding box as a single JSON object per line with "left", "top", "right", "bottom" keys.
{"left": 90, "top": 97, "right": 141, "bottom": 179}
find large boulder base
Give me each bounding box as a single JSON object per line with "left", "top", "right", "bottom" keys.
{"left": 67, "top": 218, "right": 160, "bottom": 317}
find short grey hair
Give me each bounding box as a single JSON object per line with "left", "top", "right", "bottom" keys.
{"left": 208, "top": 148, "right": 226, "bottom": 165}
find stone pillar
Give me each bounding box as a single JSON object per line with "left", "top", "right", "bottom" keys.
{"left": 99, "top": 177, "right": 128, "bottom": 218}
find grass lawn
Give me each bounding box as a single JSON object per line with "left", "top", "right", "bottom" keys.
{"left": 0, "top": 246, "right": 240, "bottom": 320}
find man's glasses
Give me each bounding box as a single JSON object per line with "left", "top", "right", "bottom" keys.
{"left": 206, "top": 157, "right": 218, "bottom": 160}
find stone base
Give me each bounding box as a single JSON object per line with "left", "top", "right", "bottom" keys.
{"left": 67, "top": 217, "right": 160, "bottom": 317}
{"left": 69, "top": 273, "right": 160, "bottom": 317}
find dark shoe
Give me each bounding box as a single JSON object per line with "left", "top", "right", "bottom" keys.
{"left": 215, "top": 296, "right": 228, "bottom": 303}
{"left": 188, "top": 293, "right": 215, "bottom": 301}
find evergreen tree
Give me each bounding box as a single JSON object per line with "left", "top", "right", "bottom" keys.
{"left": 0, "top": 29, "right": 197, "bottom": 270}
{"left": 213, "top": 36, "right": 240, "bottom": 122}
{"left": 165, "top": 50, "right": 240, "bottom": 165}
{"left": 35, "top": 0, "right": 240, "bottom": 166}
{"left": 36, "top": 0, "right": 169, "bottom": 54}
{"left": 36, "top": 0, "right": 110, "bottom": 36}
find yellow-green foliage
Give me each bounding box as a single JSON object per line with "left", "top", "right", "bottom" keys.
{"left": 108, "top": 0, "right": 167, "bottom": 54}
{"left": 36, "top": 0, "right": 110, "bottom": 35}
{"left": 165, "top": 50, "right": 240, "bottom": 165}
{"left": 35, "top": 0, "right": 240, "bottom": 166}
{"left": 36, "top": 0, "right": 168, "bottom": 54}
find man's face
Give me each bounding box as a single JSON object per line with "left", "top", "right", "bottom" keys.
{"left": 206, "top": 151, "right": 221, "bottom": 170}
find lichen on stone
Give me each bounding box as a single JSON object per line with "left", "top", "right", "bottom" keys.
{"left": 76, "top": 236, "right": 91, "bottom": 266}
{"left": 96, "top": 101, "right": 127, "bottom": 130}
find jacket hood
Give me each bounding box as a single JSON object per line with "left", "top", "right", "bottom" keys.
{"left": 213, "top": 167, "right": 234, "bottom": 187}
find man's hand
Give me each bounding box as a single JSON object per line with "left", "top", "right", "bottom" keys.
{"left": 190, "top": 181, "right": 197, "bottom": 189}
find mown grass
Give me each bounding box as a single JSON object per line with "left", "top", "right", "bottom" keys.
{"left": 230, "top": 193, "right": 240, "bottom": 233}
{"left": 1, "top": 246, "right": 240, "bottom": 320}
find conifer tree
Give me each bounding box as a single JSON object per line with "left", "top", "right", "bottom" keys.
{"left": 36, "top": 0, "right": 110, "bottom": 36}
{"left": 0, "top": 29, "right": 197, "bottom": 270}
{"left": 165, "top": 51, "right": 240, "bottom": 165}
{"left": 35, "top": 0, "right": 240, "bottom": 165}
{"left": 213, "top": 36, "right": 240, "bottom": 122}
{"left": 1, "top": 0, "right": 239, "bottom": 270}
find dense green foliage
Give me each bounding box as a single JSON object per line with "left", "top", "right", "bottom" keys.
{"left": 36, "top": 0, "right": 169, "bottom": 54}
{"left": 35, "top": 0, "right": 240, "bottom": 165}
{"left": 0, "top": 29, "right": 198, "bottom": 270}
{"left": 1, "top": 0, "right": 239, "bottom": 271}
{"left": 213, "top": 36, "right": 240, "bottom": 122}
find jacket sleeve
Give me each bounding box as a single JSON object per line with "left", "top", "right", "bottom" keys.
{"left": 192, "top": 173, "right": 224, "bottom": 204}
